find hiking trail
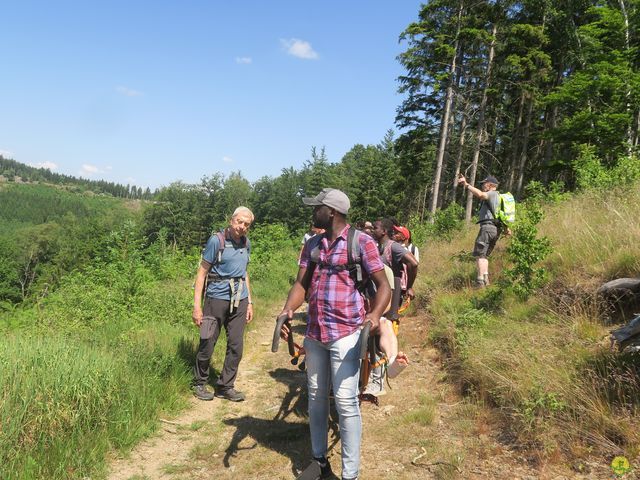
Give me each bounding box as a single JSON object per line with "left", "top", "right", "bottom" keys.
{"left": 108, "top": 309, "right": 612, "bottom": 479}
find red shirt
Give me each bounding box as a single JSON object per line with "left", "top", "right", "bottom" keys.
{"left": 299, "top": 224, "right": 384, "bottom": 342}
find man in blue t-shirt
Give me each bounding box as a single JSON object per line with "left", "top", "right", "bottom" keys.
{"left": 192, "top": 206, "right": 254, "bottom": 402}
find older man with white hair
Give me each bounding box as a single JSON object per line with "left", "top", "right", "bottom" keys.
{"left": 192, "top": 206, "right": 254, "bottom": 402}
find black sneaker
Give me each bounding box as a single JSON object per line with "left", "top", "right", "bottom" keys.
{"left": 296, "top": 457, "right": 333, "bottom": 480}
{"left": 193, "top": 384, "right": 214, "bottom": 401}
{"left": 214, "top": 387, "right": 245, "bottom": 402}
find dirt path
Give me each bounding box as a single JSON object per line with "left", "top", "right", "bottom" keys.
{"left": 108, "top": 310, "right": 612, "bottom": 480}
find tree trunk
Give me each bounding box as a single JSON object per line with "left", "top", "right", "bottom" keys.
{"left": 516, "top": 94, "right": 535, "bottom": 197}
{"left": 633, "top": 108, "right": 640, "bottom": 148}
{"left": 450, "top": 58, "right": 471, "bottom": 204}
{"left": 465, "top": 24, "right": 498, "bottom": 222}
{"left": 541, "top": 66, "right": 563, "bottom": 184}
{"left": 507, "top": 92, "right": 526, "bottom": 192}
{"left": 452, "top": 111, "right": 468, "bottom": 203}
{"left": 619, "top": 0, "right": 633, "bottom": 151}
{"left": 429, "top": 1, "right": 464, "bottom": 221}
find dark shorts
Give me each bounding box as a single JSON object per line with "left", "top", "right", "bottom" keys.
{"left": 472, "top": 223, "right": 500, "bottom": 258}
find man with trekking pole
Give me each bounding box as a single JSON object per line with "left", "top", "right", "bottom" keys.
{"left": 278, "top": 188, "right": 390, "bottom": 480}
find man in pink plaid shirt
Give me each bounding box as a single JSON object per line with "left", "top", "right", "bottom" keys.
{"left": 279, "top": 188, "right": 390, "bottom": 480}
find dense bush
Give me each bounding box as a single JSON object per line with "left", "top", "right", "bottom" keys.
{"left": 574, "top": 144, "right": 640, "bottom": 191}
{"left": 503, "top": 200, "right": 552, "bottom": 300}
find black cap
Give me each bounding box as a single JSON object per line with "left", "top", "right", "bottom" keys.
{"left": 480, "top": 175, "right": 499, "bottom": 185}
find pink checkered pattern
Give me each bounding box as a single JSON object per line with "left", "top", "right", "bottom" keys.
{"left": 300, "top": 224, "right": 384, "bottom": 342}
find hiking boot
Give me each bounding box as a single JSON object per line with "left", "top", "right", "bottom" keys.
{"left": 483, "top": 273, "right": 490, "bottom": 286}
{"left": 193, "top": 384, "right": 214, "bottom": 401}
{"left": 475, "top": 277, "right": 486, "bottom": 288}
{"left": 296, "top": 456, "right": 333, "bottom": 479}
{"left": 214, "top": 387, "right": 245, "bottom": 402}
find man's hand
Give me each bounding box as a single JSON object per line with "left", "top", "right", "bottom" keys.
{"left": 457, "top": 174, "right": 467, "bottom": 187}
{"left": 407, "top": 287, "right": 415, "bottom": 300}
{"left": 192, "top": 306, "right": 203, "bottom": 327}
{"left": 278, "top": 309, "right": 294, "bottom": 340}
{"left": 246, "top": 303, "right": 254, "bottom": 323}
{"left": 365, "top": 313, "right": 381, "bottom": 335}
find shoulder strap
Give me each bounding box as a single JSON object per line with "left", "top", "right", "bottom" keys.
{"left": 214, "top": 230, "right": 226, "bottom": 264}
{"left": 347, "top": 226, "right": 361, "bottom": 264}
{"left": 347, "top": 227, "right": 363, "bottom": 287}
{"left": 485, "top": 191, "right": 501, "bottom": 224}
{"left": 302, "top": 233, "right": 324, "bottom": 293}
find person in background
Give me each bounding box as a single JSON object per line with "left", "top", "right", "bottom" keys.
{"left": 457, "top": 174, "right": 501, "bottom": 287}
{"left": 299, "top": 223, "right": 325, "bottom": 264}
{"left": 393, "top": 226, "right": 419, "bottom": 263}
{"left": 363, "top": 221, "right": 374, "bottom": 238}
{"left": 364, "top": 219, "right": 418, "bottom": 397}
{"left": 392, "top": 225, "right": 420, "bottom": 301}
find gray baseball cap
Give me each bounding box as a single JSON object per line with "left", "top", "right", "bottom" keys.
{"left": 302, "top": 188, "right": 350, "bottom": 215}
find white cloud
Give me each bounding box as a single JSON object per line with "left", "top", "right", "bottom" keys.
{"left": 235, "top": 56, "right": 252, "bottom": 64}
{"left": 280, "top": 38, "right": 319, "bottom": 60}
{"left": 124, "top": 176, "right": 136, "bottom": 184}
{"left": 222, "top": 156, "right": 234, "bottom": 163}
{"left": 80, "top": 164, "right": 103, "bottom": 176}
{"left": 31, "top": 161, "right": 59, "bottom": 171}
{"left": 116, "top": 85, "right": 143, "bottom": 97}
{"left": 0, "top": 149, "right": 14, "bottom": 158}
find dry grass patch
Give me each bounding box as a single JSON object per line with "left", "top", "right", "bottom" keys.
{"left": 541, "top": 188, "right": 640, "bottom": 283}
{"left": 395, "top": 393, "right": 437, "bottom": 427}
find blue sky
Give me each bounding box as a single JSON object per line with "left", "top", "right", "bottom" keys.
{"left": 1, "top": 1, "right": 422, "bottom": 190}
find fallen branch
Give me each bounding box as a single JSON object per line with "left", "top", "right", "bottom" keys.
{"left": 160, "top": 418, "right": 181, "bottom": 426}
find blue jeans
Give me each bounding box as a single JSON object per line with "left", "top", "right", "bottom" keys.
{"left": 304, "top": 329, "right": 362, "bottom": 479}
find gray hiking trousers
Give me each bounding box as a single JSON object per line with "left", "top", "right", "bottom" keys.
{"left": 194, "top": 297, "right": 248, "bottom": 390}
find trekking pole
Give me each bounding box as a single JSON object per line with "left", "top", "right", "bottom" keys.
{"left": 272, "top": 313, "right": 295, "bottom": 356}
{"left": 359, "top": 320, "right": 371, "bottom": 362}
{"left": 272, "top": 313, "right": 307, "bottom": 369}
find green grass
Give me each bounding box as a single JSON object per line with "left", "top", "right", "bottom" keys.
{"left": 396, "top": 394, "right": 437, "bottom": 427}
{"left": 0, "top": 331, "right": 191, "bottom": 479}
{"left": 0, "top": 232, "right": 298, "bottom": 479}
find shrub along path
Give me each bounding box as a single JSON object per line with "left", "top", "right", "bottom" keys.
{"left": 108, "top": 308, "right": 611, "bottom": 479}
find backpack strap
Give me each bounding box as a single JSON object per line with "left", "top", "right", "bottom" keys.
{"left": 347, "top": 226, "right": 364, "bottom": 289}
{"left": 215, "top": 230, "right": 226, "bottom": 264}
{"left": 305, "top": 227, "right": 366, "bottom": 294}
{"left": 484, "top": 191, "right": 503, "bottom": 227}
